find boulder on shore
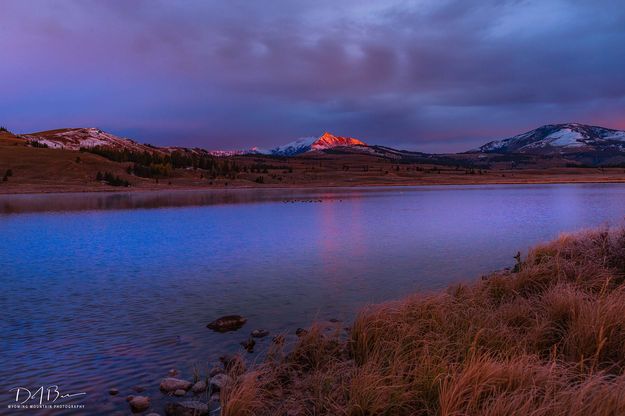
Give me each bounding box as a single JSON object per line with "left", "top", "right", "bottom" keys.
{"left": 206, "top": 315, "right": 247, "bottom": 332}
{"left": 164, "top": 401, "right": 209, "bottom": 416}
{"left": 191, "top": 380, "right": 207, "bottom": 393}
{"left": 209, "top": 373, "right": 232, "bottom": 392}
{"left": 160, "top": 377, "right": 193, "bottom": 393}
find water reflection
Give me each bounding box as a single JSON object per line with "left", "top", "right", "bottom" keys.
{"left": 0, "top": 187, "right": 399, "bottom": 214}
{"left": 3, "top": 184, "right": 625, "bottom": 415}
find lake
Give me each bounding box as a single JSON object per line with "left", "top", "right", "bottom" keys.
{"left": 2, "top": 184, "right": 625, "bottom": 414}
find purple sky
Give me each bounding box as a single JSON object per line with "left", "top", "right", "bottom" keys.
{"left": 2, "top": 0, "right": 625, "bottom": 152}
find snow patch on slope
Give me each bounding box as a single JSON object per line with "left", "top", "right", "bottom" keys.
{"left": 545, "top": 129, "right": 585, "bottom": 147}
{"left": 476, "top": 124, "right": 625, "bottom": 154}
{"left": 268, "top": 136, "right": 317, "bottom": 156}
{"left": 23, "top": 128, "right": 148, "bottom": 152}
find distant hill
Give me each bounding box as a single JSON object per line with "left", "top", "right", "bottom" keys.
{"left": 14, "top": 123, "right": 625, "bottom": 167}
{"left": 474, "top": 123, "right": 625, "bottom": 165}
{"left": 21, "top": 128, "right": 154, "bottom": 152}
{"left": 5, "top": 122, "right": 625, "bottom": 193}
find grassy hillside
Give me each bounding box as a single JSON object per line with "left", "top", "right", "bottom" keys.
{"left": 4, "top": 129, "right": 625, "bottom": 193}
{"left": 221, "top": 227, "right": 625, "bottom": 415}
{"left": 0, "top": 131, "right": 239, "bottom": 193}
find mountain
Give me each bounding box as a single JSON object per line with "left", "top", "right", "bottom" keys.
{"left": 21, "top": 128, "right": 154, "bottom": 153}
{"left": 18, "top": 128, "right": 368, "bottom": 158}
{"left": 267, "top": 132, "right": 367, "bottom": 156}
{"left": 19, "top": 127, "right": 252, "bottom": 158}
{"left": 21, "top": 124, "right": 625, "bottom": 168}
{"left": 476, "top": 123, "right": 625, "bottom": 155}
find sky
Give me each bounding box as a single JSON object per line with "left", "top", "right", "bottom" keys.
{"left": 1, "top": 0, "right": 625, "bottom": 152}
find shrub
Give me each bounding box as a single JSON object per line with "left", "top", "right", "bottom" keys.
{"left": 96, "top": 171, "right": 130, "bottom": 187}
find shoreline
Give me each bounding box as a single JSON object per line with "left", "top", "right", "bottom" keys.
{"left": 213, "top": 226, "right": 625, "bottom": 415}
{"left": 3, "top": 176, "right": 625, "bottom": 195}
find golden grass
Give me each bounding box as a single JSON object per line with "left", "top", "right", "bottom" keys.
{"left": 221, "top": 227, "right": 625, "bottom": 415}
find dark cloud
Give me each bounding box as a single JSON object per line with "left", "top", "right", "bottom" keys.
{"left": 1, "top": 0, "right": 624, "bottom": 151}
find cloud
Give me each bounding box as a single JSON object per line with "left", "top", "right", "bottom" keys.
{"left": 1, "top": 0, "right": 625, "bottom": 151}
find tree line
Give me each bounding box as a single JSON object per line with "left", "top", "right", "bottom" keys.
{"left": 82, "top": 147, "right": 240, "bottom": 179}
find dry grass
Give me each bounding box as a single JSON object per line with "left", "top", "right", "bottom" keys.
{"left": 222, "top": 227, "right": 625, "bottom": 415}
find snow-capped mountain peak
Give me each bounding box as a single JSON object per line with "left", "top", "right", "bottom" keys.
{"left": 311, "top": 132, "right": 366, "bottom": 150}
{"left": 476, "top": 123, "right": 625, "bottom": 154}
{"left": 267, "top": 132, "right": 367, "bottom": 156}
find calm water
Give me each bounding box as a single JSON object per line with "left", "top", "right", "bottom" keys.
{"left": 2, "top": 184, "right": 625, "bottom": 414}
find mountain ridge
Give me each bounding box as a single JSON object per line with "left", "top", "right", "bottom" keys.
{"left": 15, "top": 123, "right": 625, "bottom": 167}
{"left": 19, "top": 129, "right": 369, "bottom": 157}
{"left": 476, "top": 123, "right": 625, "bottom": 154}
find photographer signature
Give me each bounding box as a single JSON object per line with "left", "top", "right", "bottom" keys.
{"left": 9, "top": 385, "right": 86, "bottom": 405}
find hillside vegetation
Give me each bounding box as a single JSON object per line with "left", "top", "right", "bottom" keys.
{"left": 5, "top": 126, "right": 625, "bottom": 193}
{"left": 221, "top": 227, "right": 625, "bottom": 415}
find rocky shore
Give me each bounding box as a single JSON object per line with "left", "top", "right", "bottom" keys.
{"left": 112, "top": 227, "right": 625, "bottom": 415}
{"left": 215, "top": 227, "right": 625, "bottom": 415}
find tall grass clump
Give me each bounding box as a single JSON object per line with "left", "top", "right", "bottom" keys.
{"left": 221, "top": 227, "right": 625, "bottom": 415}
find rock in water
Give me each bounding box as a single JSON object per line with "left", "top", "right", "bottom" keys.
{"left": 174, "top": 389, "right": 186, "bottom": 397}
{"left": 206, "top": 315, "right": 247, "bottom": 332}
{"left": 129, "top": 396, "right": 150, "bottom": 413}
{"left": 160, "top": 377, "right": 193, "bottom": 393}
{"left": 240, "top": 337, "right": 255, "bottom": 353}
{"left": 164, "top": 401, "right": 209, "bottom": 416}
{"left": 250, "top": 329, "right": 269, "bottom": 338}
{"left": 108, "top": 388, "right": 119, "bottom": 396}
{"left": 191, "top": 380, "right": 207, "bottom": 393}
